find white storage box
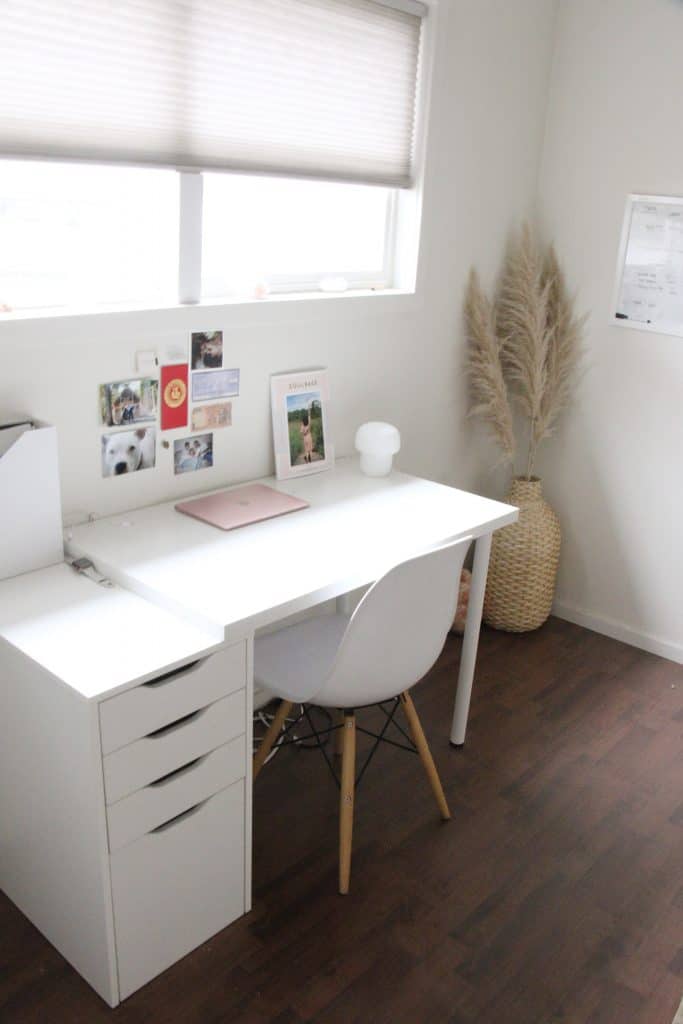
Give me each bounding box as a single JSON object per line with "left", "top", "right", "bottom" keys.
{"left": 0, "top": 421, "right": 63, "bottom": 581}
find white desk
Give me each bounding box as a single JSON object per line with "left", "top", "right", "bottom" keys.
{"left": 0, "top": 461, "right": 516, "bottom": 1006}
{"left": 67, "top": 460, "right": 517, "bottom": 744}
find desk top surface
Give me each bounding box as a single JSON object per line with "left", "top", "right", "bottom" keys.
{"left": 0, "top": 564, "right": 221, "bottom": 700}
{"left": 68, "top": 461, "right": 517, "bottom": 638}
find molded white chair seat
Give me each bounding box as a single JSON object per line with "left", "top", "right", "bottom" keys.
{"left": 254, "top": 614, "right": 349, "bottom": 705}
{"left": 252, "top": 537, "right": 472, "bottom": 894}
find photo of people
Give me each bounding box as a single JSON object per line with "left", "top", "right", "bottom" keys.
{"left": 191, "top": 330, "right": 223, "bottom": 370}
{"left": 173, "top": 433, "right": 214, "bottom": 474}
{"left": 287, "top": 391, "right": 325, "bottom": 467}
{"left": 99, "top": 378, "right": 158, "bottom": 427}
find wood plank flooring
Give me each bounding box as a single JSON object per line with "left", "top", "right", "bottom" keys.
{"left": 1, "top": 617, "right": 682, "bottom": 1023}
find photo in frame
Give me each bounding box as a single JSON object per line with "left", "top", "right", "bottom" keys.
{"left": 270, "top": 369, "right": 333, "bottom": 480}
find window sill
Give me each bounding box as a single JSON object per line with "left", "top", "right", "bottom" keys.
{"left": 0, "top": 286, "right": 419, "bottom": 339}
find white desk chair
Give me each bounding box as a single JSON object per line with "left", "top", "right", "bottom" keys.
{"left": 253, "top": 537, "right": 471, "bottom": 894}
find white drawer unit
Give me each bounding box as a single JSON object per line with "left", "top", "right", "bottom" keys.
{"left": 0, "top": 566, "right": 253, "bottom": 1009}
{"left": 106, "top": 734, "right": 246, "bottom": 853}
{"left": 99, "top": 641, "right": 247, "bottom": 755}
{"left": 103, "top": 689, "right": 247, "bottom": 804}
{"left": 110, "top": 781, "right": 246, "bottom": 1001}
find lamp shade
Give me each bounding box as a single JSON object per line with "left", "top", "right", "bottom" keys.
{"left": 354, "top": 422, "right": 401, "bottom": 477}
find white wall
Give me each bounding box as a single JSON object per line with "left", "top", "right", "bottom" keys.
{"left": 0, "top": 0, "right": 557, "bottom": 524}
{"left": 3, "top": 1, "right": 679, "bottom": 662}
{"left": 537, "top": 0, "right": 683, "bottom": 661}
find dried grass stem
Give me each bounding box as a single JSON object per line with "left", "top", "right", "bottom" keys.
{"left": 464, "top": 223, "right": 585, "bottom": 478}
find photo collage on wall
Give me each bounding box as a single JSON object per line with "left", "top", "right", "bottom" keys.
{"left": 100, "top": 378, "right": 159, "bottom": 477}
{"left": 99, "top": 330, "right": 238, "bottom": 479}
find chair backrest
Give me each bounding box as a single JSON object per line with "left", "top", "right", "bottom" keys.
{"left": 313, "top": 537, "right": 471, "bottom": 708}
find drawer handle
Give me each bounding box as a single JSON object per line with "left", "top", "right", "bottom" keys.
{"left": 142, "top": 659, "right": 201, "bottom": 687}
{"left": 146, "top": 707, "right": 205, "bottom": 739}
{"left": 151, "top": 797, "right": 209, "bottom": 834}
{"left": 149, "top": 755, "right": 205, "bottom": 788}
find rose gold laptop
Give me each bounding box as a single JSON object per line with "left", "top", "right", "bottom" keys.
{"left": 175, "top": 483, "right": 309, "bottom": 531}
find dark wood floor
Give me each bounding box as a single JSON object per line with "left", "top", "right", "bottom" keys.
{"left": 2, "top": 617, "right": 682, "bottom": 1023}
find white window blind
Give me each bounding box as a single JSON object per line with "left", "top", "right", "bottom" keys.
{"left": 0, "top": 0, "right": 426, "bottom": 188}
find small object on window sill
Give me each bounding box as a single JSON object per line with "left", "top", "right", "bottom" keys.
{"left": 354, "top": 421, "right": 400, "bottom": 477}
{"left": 253, "top": 280, "right": 270, "bottom": 299}
{"left": 319, "top": 276, "right": 348, "bottom": 293}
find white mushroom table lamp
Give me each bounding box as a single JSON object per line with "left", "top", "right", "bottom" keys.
{"left": 354, "top": 422, "right": 401, "bottom": 477}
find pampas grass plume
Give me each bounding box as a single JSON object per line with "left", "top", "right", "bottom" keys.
{"left": 465, "top": 224, "right": 585, "bottom": 477}
{"left": 464, "top": 268, "right": 516, "bottom": 464}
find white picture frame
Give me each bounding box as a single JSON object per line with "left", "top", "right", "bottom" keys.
{"left": 270, "top": 369, "right": 334, "bottom": 480}
{"left": 612, "top": 193, "right": 683, "bottom": 339}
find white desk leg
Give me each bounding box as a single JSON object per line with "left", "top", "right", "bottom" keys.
{"left": 450, "top": 532, "right": 492, "bottom": 747}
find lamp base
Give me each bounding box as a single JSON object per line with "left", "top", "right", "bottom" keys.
{"left": 359, "top": 452, "right": 393, "bottom": 477}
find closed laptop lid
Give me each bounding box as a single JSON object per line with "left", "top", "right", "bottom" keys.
{"left": 175, "top": 483, "right": 308, "bottom": 531}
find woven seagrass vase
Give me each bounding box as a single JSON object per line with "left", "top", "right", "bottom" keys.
{"left": 483, "top": 477, "right": 561, "bottom": 632}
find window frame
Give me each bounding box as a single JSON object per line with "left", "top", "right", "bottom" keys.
{"left": 184, "top": 169, "right": 398, "bottom": 304}
{"left": 0, "top": 2, "right": 438, "bottom": 323}
{"left": 0, "top": 162, "right": 399, "bottom": 314}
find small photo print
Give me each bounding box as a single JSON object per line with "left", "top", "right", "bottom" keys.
{"left": 192, "top": 367, "right": 240, "bottom": 402}
{"left": 174, "top": 432, "right": 214, "bottom": 474}
{"left": 102, "top": 428, "right": 156, "bottom": 477}
{"left": 191, "top": 331, "right": 223, "bottom": 370}
{"left": 287, "top": 391, "right": 325, "bottom": 467}
{"left": 191, "top": 402, "right": 232, "bottom": 431}
{"left": 99, "top": 378, "right": 158, "bottom": 427}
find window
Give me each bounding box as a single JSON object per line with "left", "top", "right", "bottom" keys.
{"left": 201, "top": 174, "right": 393, "bottom": 300}
{"left": 0, "top": 161, "right": 395, "bottom": 314}
{"left": 0, "top": 160, "right": 178, "bottom": 313}
{"left": 0, "top": 0, "right": 427, "bottom": 315}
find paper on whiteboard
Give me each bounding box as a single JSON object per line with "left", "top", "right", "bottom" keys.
{"left": 616, "top": 200, "right": 683, "bottom": 327}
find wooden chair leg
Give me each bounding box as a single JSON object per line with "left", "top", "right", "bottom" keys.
{"left": 339, "top": 711, "right": 356, "bottom": 895}
{"left": 334, "top": 709, "right": 345, "bottom": 758}
{"left": 399, "top": 692, "right": 451, "bottom": 821}
{"left": 253, "top": 700, "right": 293, "bottom": 780}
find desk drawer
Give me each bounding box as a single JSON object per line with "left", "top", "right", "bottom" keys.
{"left": 103, "top": 690, "right": 246, "bottom": 804}
{"left": 99, "top": 642, "right": 246, "bottom": 755}
{"left": 106, "top": 734, "right": 246, "bottom": 853}
{"left": 110, "top": 781, "right": 245, "bottom": 1001}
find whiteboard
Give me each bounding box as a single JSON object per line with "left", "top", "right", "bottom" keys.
{"left": 612, "top": 193, "right": 683, "bottom": 338}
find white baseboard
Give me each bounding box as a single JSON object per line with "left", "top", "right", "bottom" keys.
{"left": 552, "top": 600, "right": 683, "bottom": 665}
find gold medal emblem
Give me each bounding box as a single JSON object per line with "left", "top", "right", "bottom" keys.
{"left": 164, "top": 378, "right": 187, "bottom": 409}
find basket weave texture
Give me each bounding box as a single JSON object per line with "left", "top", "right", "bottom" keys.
{"left": 483, "top": 477, "right": 561, "bottom": 632}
